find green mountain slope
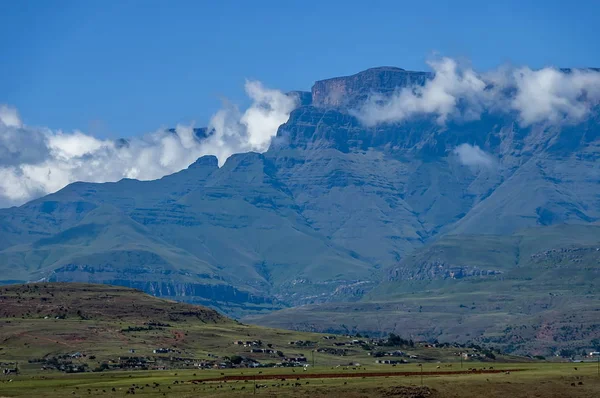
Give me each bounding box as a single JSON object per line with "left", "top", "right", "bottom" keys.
{"left": 245, "top": 225, "right": 600, "bottom": 355}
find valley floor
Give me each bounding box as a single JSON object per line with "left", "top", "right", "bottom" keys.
{"left": 0, "top": 362, "right": 598, "bottom": 397}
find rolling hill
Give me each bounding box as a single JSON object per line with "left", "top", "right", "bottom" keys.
{"left": 1, "top": 282, "right": 514, "bottom": 374}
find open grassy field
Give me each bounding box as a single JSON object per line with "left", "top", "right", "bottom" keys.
{"left": 1, "top": 283, "right": 598, "bottom": 397}
{"left": 1, "top": 362, "right": 599, "bottom": 397}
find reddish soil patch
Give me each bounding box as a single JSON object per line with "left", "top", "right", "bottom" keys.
{"left": 195, "top": 368, "right": 524, "bottom": 382}
{"left": 18, "top": 332, "right": 69, "bottom": 346}
{"left": 63, "top": 335, "right": 86, "bottom": 343}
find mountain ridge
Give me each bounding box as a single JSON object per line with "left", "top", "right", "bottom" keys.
{"left": 1, "top": 66, "right": 599, "bottom": 353}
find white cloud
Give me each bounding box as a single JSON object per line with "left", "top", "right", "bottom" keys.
{"left": 0, "top": 81, "right": 297, "bottom": 207}
{"left": 454, "top": 144, "right": 494, "bottom": 168}
{"left": 0, "top": 105, "right": 22, "bottom": 128}
{"left": 353, "top": 58, "right": 489, "bottom": 126}
{"left": 354, "top": 58, "right": 600, "bottom": 127}
{"left": 48, "top": 131, "right": 108, "bottom": 159}
{"left": 203, "top": 80, "right": 298, "bottom": 165}
{"left": 510, "top": 67, "right": 600, "bottom": 126}
{"left": 241, "top": 81, "right": 297, "bottom": 151}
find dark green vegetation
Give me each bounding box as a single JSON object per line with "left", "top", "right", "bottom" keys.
{"left": 1, "top": 67, "right": 599, "bottom": 355}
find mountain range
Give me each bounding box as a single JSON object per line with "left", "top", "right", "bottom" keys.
{"left": 1, "top": 66, "right": 599, "bottom": 355}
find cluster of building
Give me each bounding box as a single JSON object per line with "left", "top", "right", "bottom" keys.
{"left": 233, "top": 340, "right": 262, "bottom": 347}
{"left": 375, "top": 359, "right": 408, "bottom": 364}
{"left": 152, "top": 348, "right": 173, "bottom": 354}
{"left": 316, "top": 347, "right": 348, "bottom": 356}
{"left": 195, "top": 356, "right": 308, "bottom": 369}
{"left": 288, "top": 340, "right": 315, "bottom": 347}
{"left": 459, "top": 352, "right": 485, "bottom": 360}
{"left": 2, "top": 367, "right": 18, "bottom": 375}
{"left": 281, "top": 356, "right": 307, "bottom": 364}
{"left": 230, "top": 339, "right": 313, "bottom": 367}
{"left": 369, "top": 350, "right": 419, "bottom": 359}
{"left": 249, "top": 348, "right": 276, "bottom": 354}
{"left": 333, "top": 339, "right": 367, "bottom": 347}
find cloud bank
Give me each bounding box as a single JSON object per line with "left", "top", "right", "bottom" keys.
{"left": 2, "top": 58, "right": 600, "bottom": 207}
{"left": 354, "top": 58, "right": 600, "bottom": 127}
{"left": 0, "top": 81, "right": 297, "bottom": 207}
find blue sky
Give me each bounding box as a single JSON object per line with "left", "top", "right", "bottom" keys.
{"left": 1, "top": 0, "right": 599, "bottom": 137}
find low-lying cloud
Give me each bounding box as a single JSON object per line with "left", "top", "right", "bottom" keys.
{"left": 354, "top": 58, "right": 600, "bottom": 127}
{"left": 0, "top": 81, "right": 297, "bottom": 207}
{"left": 454, "top": 144, "right": 495, "bottom": 168}
{"left": 203, "top": 81, "right": 297, "bottom": 161}
{"left": 509, "top": 67, "right": 600, "bottom": 126}
{"left": 354, "top": 58, "right": 488, "bottom": 125}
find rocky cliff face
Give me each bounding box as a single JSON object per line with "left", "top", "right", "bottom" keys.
{"left": 311, "top": 67, "right": 431, "bottom": 107}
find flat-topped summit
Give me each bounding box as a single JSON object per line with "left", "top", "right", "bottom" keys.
{"left": 311, "top": 66, "right": 431, "bottom": 107}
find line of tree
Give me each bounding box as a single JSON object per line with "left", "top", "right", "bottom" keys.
{"left": 384, "top": 333, "right": 414, "bottom": 347}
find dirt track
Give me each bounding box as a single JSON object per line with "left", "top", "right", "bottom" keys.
{"left": 195, "top": 368, "right": 524, "bottom": 382}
